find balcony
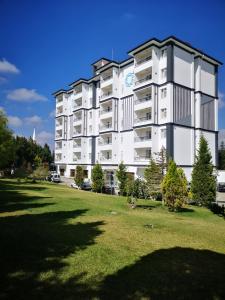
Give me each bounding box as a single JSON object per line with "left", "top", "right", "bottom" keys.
{"left": 134, "top": 155, "right": 151, "bottom": 162}
{"left": 100, "top": 149, "right": 112, "bottom": 162}
{"left": 100, "top": 107, "right": 112, "bottom": 115}
{"left": 55, "top": 154, "right": 62, "bottom": 162}
{"left": 73, "top": 141, "right": 81, "bottom": 148}
{"left": 99, "top": 123, "right": 112, "bottom": 132}
{"left": 73, "top": 153, "right": 81, "bottom": 162}
{"left": 134, "top": 135, "right": 151, "bottom": 142}
{"left": 135, "top": 55, "right": 152, "bottom": 66}
{"left": 74, "top": 99, "right": 82, "bottom": 110}
{"left": 134, "top": 95, "right": 151, "bottom": 105}
{"left": 101, "top": 91, "right": 113, "bottom": 101}
{"left": 134, "top": 115, "right": 152, "bottom": 125}
{"left": 56, "top": 106, "right": 63, "bottom": 116}
{"left": 56, "top": 120, "right": 63, "bottom": 128}
{"left": 56, "top": 96, "right": 63, "bottom": 106}
{"left": 135, "top": 74, "right": 152, "bottom": 86}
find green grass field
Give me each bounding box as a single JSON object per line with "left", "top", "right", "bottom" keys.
{"left": 0, "top": 179, "right": 225, "bottom": 300}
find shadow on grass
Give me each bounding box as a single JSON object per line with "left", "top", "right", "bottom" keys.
{"left": 0, "top": 180, "right": 54, "bottom": 213}
{"left": 98, "top": 247, "right": 225, "bottom": 300}
{"left": 0, "top": 180, "right": 105, "bottom": 299}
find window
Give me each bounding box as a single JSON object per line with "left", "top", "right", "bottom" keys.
{"left": 161, "top": 108, "right": 167, "bottom": 119}
{"left": 162, "top": 49, "right": 167, "bottom": 58}
{"left": 70, "top": 169, "right": 75, "bottom": 177}
{"left": 161, "top": 88, "right": 167, "bottom": 99}
{"left": 161, "top": 68, "right": 167, "bottom": 79}
{"left": 89, "top": 111, "right": 92, "bottom": 118}
{"left": 89, "top": 125, "right": 92, "bottom": 133}
{"left": 146, "top": 112, "right": 151, "bottom": 120}
{"left": 161, "top": 128, "right": 166, "bottom": 138}
{"left": 107, "top": 151, "right": 110, "bottom": 159}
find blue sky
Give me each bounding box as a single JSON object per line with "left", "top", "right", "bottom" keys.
{"left": 0, "top": 0, "right": 225, "bottom": 148}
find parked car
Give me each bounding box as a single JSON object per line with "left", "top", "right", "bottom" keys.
{"left": 103, "top": 184, "right": 115, "bottom": 195}
{"left": 81, "top": 181, "right": 92, "bottom": 191}
{"left": 217, "top": 182, "right": 225, "bottom": 192}
{"left": 51, "top": 174, "right": 61, "bottom": 183}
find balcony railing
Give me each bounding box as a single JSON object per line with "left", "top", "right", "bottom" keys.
{"left": 134, "top": 135, "right": 151, "bottom": 142}
{"left": 74, "top": 116, "right": 82, "bottom": 121}
{"left": 73, "top": 143, "right": 81, "bottom": 148}
{"left": 135, "top": 75, "right": 152, "bottom": 86}
{"left": 55, "top": 156, "right": 62, "bottom": 161}
{"left": 101, "top": 91, "right": 112, "bottom": 99}
{"left": 55, "top": 134, "right": 62, "bottom": 139}
{"left": 102, "top": 75, "right": 112, "bottom": 82}
{"left": 73, "top": 131, "right": 81, "bottom": 135}
{"left": 100, "top": 124, "right": 112, "bottom": 131}
{"left": 56, "top": 122, "right": 63, "bottom": 127}
{"left": 134, "top": 115, "right": 152, "bottom": 124}
{"left": 100, "top": 108, "right": 112, "bottom": 115}
{"left": 135, "top": 56, "right": 152, "bottom": 66}
{"left": 100, "top": 156, "right": 112, "bottom": 161}
{"left": 56, "top": 109, "right": 63, "bottom": 116}
{"left": 134, "top": 95, "right": 151, "bottom": 105}
{"left": 98, "top": 140, "right": 112, "bottom": 145}
{"left": 74, "top": 103, "right": 82, "bottom": 109}
{"left": 73, "top": 157, "right": 81, "bottom": 162}
{"left": 55, "top": 146, "right": 62, "bottom": 150}
{"left": 134, "top": 155, "right": 151, "bottom": 161}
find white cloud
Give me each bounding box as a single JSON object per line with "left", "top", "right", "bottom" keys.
{"left": 218, "top": 91, "right": 225, "bottom": 109}
{"left": 0, "top": 58, "right": 20, "bottom": 74}
{"left": 8, "top": 116, "right": 23, "bottom": 127}
{"left": 49, "top": 109, "right": 55, "bottom": 118}
{"left": 36, "top": 131, "right": 54, "bottom": 148}
{"left": 7, "top": 88, "right": 47, "bottom": 102}
{"left": 24, "top": 115, "right": 43, "bottom": 126}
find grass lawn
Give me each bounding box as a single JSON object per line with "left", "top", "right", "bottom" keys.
{"left": 0, "top": 179, "right": 225, "bottom": 300}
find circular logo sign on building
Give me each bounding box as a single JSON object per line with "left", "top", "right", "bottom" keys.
{"left": 125, "top": 72, "right": 134, "bottom": 87}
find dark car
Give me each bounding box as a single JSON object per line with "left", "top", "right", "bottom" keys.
{"left": 81, "top": 181, "right": 92, "bottom": 191}
{"left": 217, "top": 183, "right": 225, "bottom": 192}
{"left": 103, "top": 184, "right": 115, "bottom": 195}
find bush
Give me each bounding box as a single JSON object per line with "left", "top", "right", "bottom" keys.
{"left": 74, "top": 166, "right": 84, "bottom": 188}
{"left": 116, "top": 162, "right": 128, "bottom": 196}
{"left": 91, "top": 163, "right": 104, "bottom": 192}
{"left": 31, "top": 165, "right": 49, "bottom": 181}
{"left": 161, "top": 160, "right": 188, "bottom": 211}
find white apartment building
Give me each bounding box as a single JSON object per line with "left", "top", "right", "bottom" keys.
{"left": 53, "top": 36, "right": 221, "bottom": 182}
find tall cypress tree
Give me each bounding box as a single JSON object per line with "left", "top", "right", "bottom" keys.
{"left": 116, "top": 162, "right": 128, "bottom": 196}
{"left": 91, "top": 163, "right": 104, "bottom": 193}
{"left": 144, "top": 159, "right": 163, "bottom": 199}
{"left": 191, "top": 136, "right": 216, "bottom": 206}
{"left": 218, "top": 141, "right": 225, "bottom": 170}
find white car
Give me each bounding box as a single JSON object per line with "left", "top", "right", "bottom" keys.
{"left": 51, "top": 174, "right": 61, "bottom": 183}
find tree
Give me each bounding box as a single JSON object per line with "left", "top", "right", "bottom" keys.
{"left": 161, "top": 160, "right": 188, "bottom": 211}
{"left": 34, "top": 155, "right": 42, "bottom": 169}
{"left": 0, "top": 110, "right": 15, "bottom": 169}
{"left": 144, "top": 159, "right": 163, "bottom": 199}
{"left": 91, "top": 163, "right": 104, "bottom": 192}
{"left": 41, "top": 144, "right": 52, "bottom": 164}
{"left": 155, "top": 146, "right": 168, "bottom": 175}
{"left": 75, "top": 165, "right": 84, "bottom": 188}
{"left": 191, "top": 136, "right": 216, "bottom": 206}
{"left": 218, "top": 141, "right": 225, "bottom": 170}
{"left": 116, "top": 162, "right": 128, "bottom": 196}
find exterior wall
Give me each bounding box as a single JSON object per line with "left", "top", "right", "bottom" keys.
{"left": 54, "top": 37, "right": 219, "bottom": 182}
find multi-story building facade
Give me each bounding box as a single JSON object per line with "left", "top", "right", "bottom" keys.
{"left": 53, "top": 36, "right": 221, "bottom": 182}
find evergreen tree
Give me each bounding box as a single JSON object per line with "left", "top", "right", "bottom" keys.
{"left": 75, "top": 165, "right": 84, "bottom": 188}
{"left": 0, "top": 110, "right": 15, "bottom": 169}
{"left": 41, "top": 143, "right": 52, "bottom": 164}
{"left": 116, "top": 162, "right": 128, "bottom": 196}
{"left": 161, "top": 160, "right": 188, "bottom": 211}
{"left": 34, "top": 155, "right": 42, "bottom": 169}
{"left": 155, "top": 146, "right": 168, "bottom": 175}
{"left": 91, "top": 163, "right": 104, "bottom": 192}
{"left": 218, "top": 141, "right": 225, "bottom": 170}
{"left": 191, "top": 136, "right": 216, "bottom": 206}
{"left": 144, "top": 158, "right": 163, "bottom": 199}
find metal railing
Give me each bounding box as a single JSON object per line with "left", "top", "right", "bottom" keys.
{"left": 101, "top": 91, "right": 112, "bottom": 99}
{"left": 135, "top": 75, "right": 152, "bottom": 85}
{"left": 100, "top": 124, "right": 112, "bottom": 131}
{"left": 134, "top": 156, "right": 151, "bottom": 161}
{"left": 74, "top": 103, "right": 82, "bottom": 109}
{"left": 134, "top": 95, "right": 151, "bottom": 105}
{"left": 100, "top": 156, "right": 112, "bottom": 161}
{"left": 134, "top": 115, "right": 152, "bottom": 123}
{"left": 100, "top": 108, "right": 112, "bottom": 115}
{"left": 98, "top": 140, "right": 112, "bottom": 145}
{"left": 134, "top": 135, "right": 151, "bottom": 142}
{"left": 73, "top": 143, "right": 81, "bottom": 148}
{"left": 135, "top": 56, "right": 152, "bottom": 66}
{"left": 102, "top": 75, "right": 113, "bottom": 82}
